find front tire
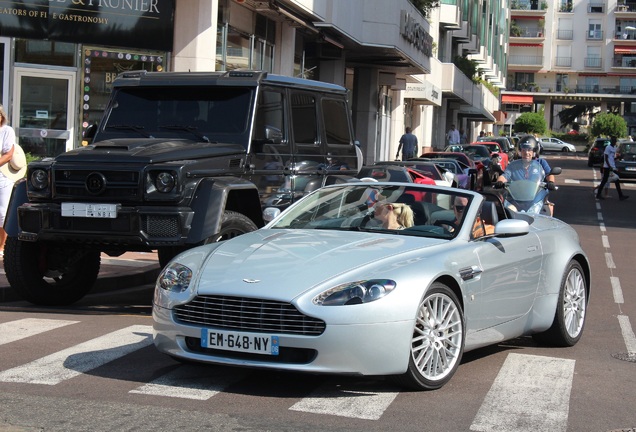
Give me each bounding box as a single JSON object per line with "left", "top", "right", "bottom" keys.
{"left": 394, "top": 283, "right": 465, "bottom": 390}
{"left": 4, "top": 237, "right": 100, "bottom": 306}
{"left": 158, "top": 210, "right": 257, "bottom": 267}
{"left": 533, "top": 261, "right": 587, "bottom": 346}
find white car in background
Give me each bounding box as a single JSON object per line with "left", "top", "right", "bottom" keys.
{"left": 538, "top": 137, "right": 576, "bottom": 152}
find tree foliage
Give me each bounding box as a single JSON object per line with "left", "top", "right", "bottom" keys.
{"left": 557, "top": 105, "right": 620, "bottom": 128}
{"left": 513, "top": 112, "right": 547, "bottom": 135}
{"left": 409, "top": 0, "right": 440, "bottom": 16}
{"left": 590, "top": 113, "right": 627, "bottom": 138}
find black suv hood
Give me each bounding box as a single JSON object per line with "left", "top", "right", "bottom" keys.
{"left": 55, "top": 138, "right": 247, "bottom": 164}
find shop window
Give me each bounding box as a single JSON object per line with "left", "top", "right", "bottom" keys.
{"left": 80, "top": 48, "right": 165, "bottom": 143}
{"left": 15, "top": 40, "right": 75, "bottom": 67}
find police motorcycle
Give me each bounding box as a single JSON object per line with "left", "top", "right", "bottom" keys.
{"left": 496, "top": 159, "right": 561, "bottom": 216}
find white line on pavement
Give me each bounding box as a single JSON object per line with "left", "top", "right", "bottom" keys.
{"left": 611, "top": 277, "right": 624, "bottom": 304}
{"left": 470, "top": 353, "right": 575, "bottom": 432}
{"left": 0, "top": 325, "right": 153, "bottom": 385}
{"left": 0, "top": 318, "right": 79, "bottom": 346}
{"left": 289, "top": 381, "right": 399, "bottom": 420}
{"left": 617, "top": 315, "right": 636, "bottom": 355}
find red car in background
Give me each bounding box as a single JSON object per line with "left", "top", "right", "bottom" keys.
{"left": 470, "top": 141, "right": 509, "bottom": 170}
{"left": 417, "top": 152, "right": 485, "bottom": 191}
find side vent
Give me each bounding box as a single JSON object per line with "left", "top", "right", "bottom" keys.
{"left": 228, "top": 159, "right": 242, "bottom": 169}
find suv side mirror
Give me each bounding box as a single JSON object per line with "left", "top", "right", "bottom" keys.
{"left": 549, "top": 167, "right": 562, "bottom": 175}
{"left": 265, "top": 126, "right": 283, "bottom": 144}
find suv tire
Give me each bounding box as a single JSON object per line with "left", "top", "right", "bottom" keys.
{"left": 157, "top": 210, "right": 258, "bottom": 268}
{"left": 4, "top": 237, "right": 101, "bottom": 306}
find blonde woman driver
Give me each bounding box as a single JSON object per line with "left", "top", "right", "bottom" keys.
{"left": 0, "top": 104, "right": 17, "bottom": 255}
{"left": 374, "top": 201, "right": 414, "bottom": 230}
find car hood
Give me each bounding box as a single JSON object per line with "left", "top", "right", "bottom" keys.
{"left": 54, "top": 138, "right": 246, "bottom": 164}
{"left": 195, "top": 229, "right": 446, "bottom": 300}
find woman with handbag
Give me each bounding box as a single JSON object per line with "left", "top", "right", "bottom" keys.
{"left": 0, "top": 104, "right": 26, "bottom": 256}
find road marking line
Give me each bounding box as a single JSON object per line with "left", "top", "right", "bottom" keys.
{"left": 617, "top": 315, "right": 636, "bottom": 355}
{"left": 0, "top": 319, "right": 79, "bottom": 346}
{"left": 602, "top": 235, "right": 610, "bottom": 248}
{"left": 611, "top": 277, "right": 624, "bottom": 304}
{"left": 130, "top": 365, "right": 245, "bottom": 400}
{"left": 599, "top": 222, "right": 606, "bottom": 232}
{"left": 0, "top": 325, "right": 152, "bottom": 385}
{"left": 470, "top": 353, "right": 575, "bottom": 432}
{"left": 605, "top": 252, "right": 616, "bottom": 269}
{"left": 289, "top": 381, "right": 399, "bottom": 420}
{"left": 597, "top": 211, "right": 603, "bottom": 221}
{"left": 564, "top": 179, "right": 580, "bottom": 184}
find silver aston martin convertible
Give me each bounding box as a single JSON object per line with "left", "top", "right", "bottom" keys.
{"left": 152, "top": 183, "right": 590, "bottom": 390}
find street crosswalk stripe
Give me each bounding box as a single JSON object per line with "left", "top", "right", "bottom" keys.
{"left": 0, "top": 318, "right": 79, "bottom": 346}
{"left": 130, "top": 364, "right": 246, "bottom": 400}
{"left": 0, "top": 325, "right": 153, "bottom": 385}
{"left": 469, "top": 353, "right": 575, "bottom": 432}
{"left": 289, "top": 382, "right": 399, "bottom": 420}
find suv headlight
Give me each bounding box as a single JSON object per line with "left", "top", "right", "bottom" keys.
{"left": 30, "top": 169, "right": 49, "bottom": 190}
{"left": 145, "top": 170, "right": 178, "bottom": 194}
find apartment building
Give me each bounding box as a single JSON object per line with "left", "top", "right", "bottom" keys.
{"left": 502, "top": 0, "right": 636, "bottom": 135}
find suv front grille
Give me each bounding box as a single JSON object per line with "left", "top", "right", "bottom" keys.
{"left": 174, "top": 295, "right": 326, "bottom": 336}
{"left": 142, "top": 215, "right": 179, "bottom": 237}
{"left": 53, "top": 168, "right": 140, "bottom": 201}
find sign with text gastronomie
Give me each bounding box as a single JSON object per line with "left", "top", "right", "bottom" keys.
{"left": 0, "top": 0, "right": 174, "bottom": 51}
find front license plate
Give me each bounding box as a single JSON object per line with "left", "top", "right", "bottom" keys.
{"left": 61, "top": 202, "right": 118, "bottom": 218}
{"left": 201, "top": 329, "right": 279, "bottom": 356}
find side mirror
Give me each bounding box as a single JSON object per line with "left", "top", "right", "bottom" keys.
{"left": 494, "top": 219, "right": 530, "bottom": 237}
{"left": 262, "top": 207, "right": 281, "bottom": 223}
{"left": 265, "top": 126, "right": 283, "bottom": 144}
{"left": 549, "top": 167, "right": 562, "bottom": 176}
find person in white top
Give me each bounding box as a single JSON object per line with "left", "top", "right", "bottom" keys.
{"left": 447, "top": 124, "right": 460, "bottom": 146}
{"left": 596, "top": 136, "right": 628, "bottom": 201}
{"left": 0, "top": 104, "right": 17, "bottom": 255}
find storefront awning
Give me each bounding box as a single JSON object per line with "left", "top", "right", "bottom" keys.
{"left": 510, "top": 43, "right": 543, "bottom": 47}
{"left": 501, "top": 95, "right": 534, "bottom": 104}
{"left": 615, "top": 46, "right": 636, "bottom": 54}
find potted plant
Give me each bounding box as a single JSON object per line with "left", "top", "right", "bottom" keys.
{"left": 510, "top": 21, "right": 522, "bottom": 37}
{"left": 541, "top": 0, "right": 548, "bottom": 10}
{"left": 537, "top": 18, "right": 545, "bottom": 36}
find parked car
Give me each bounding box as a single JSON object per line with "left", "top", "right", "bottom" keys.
{"left": 418, "top": 158, "right": 475, "bottom": 190}
{"left": 538, "top": 137, "right": 576, "bottom": 152}
{"left": 588, "top": 137, "right": 612, "bottom": 166}
{"left": 475, "top": 136, "right": 515, "bottom": 161}
{"left": 373, "top": 161, "right": 455, "bottom": 187}
{"left": 153, "top": 182, "right": 590, "bottom": 390}
{"left": 472, "top": 141, "right": 509, "bottom": 170}
{"left": 357, "top": 165, "right": 436, "bottom": 186}
{"left": 419, "top": 152, "right": 485, "bottom": 191}
{"left": 616, "top": 139, "right": 636, "bottom": 179}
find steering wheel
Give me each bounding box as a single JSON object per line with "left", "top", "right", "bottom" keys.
{"left": 434, "top": 219, "right": 458, "bottom": 232}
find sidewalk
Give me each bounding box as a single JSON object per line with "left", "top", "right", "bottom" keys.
{"left": 0, "top": 251, "right": 161, "bottom": 303}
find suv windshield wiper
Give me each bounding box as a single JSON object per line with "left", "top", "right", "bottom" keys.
{"left": 106, "top": 124, "right": 154, "bottom": 138}
{"left": 159, "top": 124, "right": 210, "bottom": 143}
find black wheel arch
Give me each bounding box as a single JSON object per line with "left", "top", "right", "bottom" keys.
{"left": 4, "top": 179, "right": 28, "bottom": 237}
{"left": 186, "top": 177, "right": 263, "bottom": 244}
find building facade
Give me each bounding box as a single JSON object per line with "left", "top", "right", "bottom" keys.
{"left": 0, "top": 0, "right": 507, "bottom": 163}
{"left": 503, "top": 0, "right": 636, "bottom": 135}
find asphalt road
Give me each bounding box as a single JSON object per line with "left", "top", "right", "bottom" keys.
{"left": 0, "top": 151, "right": 635, "bottom": 432}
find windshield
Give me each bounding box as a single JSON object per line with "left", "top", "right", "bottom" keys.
{"left": 270, "top": 184, "right": 475, "bottom": 239}
{"left": 96, "top": 86, "right": 254, "bottom": 146}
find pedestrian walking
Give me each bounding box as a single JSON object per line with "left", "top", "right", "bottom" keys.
{"left": 447, "top": 124, "right": 460, "bottom": 146}
{"left": 396, "top": 127, "right": 418, "bottom": 160}
{"left": 596, "top": 136, "right": 629, "bottom": 201}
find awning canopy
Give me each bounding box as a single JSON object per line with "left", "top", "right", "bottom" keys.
{"left": 510, "top": 43, "right": 543, "bottom": 47}
{"left": 501, "top": 95, "right": 534, "bottom": 104}
{"left": 615, "top": 45, "right": 636, "bottom": 54}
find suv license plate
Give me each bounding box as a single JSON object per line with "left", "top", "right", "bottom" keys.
{"left": 201, "top": 329, "right": 279, "bottom": 356}
{"left": 61, "top": 203, "right": 118, "bottom": 218}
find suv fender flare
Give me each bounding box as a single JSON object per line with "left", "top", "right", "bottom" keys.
{"left": 186, "top": 177, "right": 263, "bottom": 244}
{"left": 4, "top": 179, "right": 28, "bottom": 237}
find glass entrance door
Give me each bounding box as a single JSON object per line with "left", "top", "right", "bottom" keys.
{"left": 12, "top": 67, "right": 75, "bottom": 158}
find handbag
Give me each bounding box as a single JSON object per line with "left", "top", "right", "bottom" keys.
{"left": 608, "top": 171, "right": 619, "bottom": 182}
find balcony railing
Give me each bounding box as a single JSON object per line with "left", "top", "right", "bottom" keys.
{"left": 557, "top": 29, "right": 574, "bottom": 39}
{"left": 585, "top": 57, "right": 603, "bottom": 68}
{"left": 586, "top": 29, "right": 604, "bottom": 40}
{"left": 613, "top": 56, "right": 636, "bottom": 67}
{"left": 509, "top": 55, "right": 544, "bottom": 66}
{"left": 555, "top": 56, "right": 572, "bottom": 67}
{"left": 507, "top": 85, "right": 636, "bottom": 94}
{"left": 511, "top": 26, "right": 546, "bottom": 37}
{"left": 511, "top": 0, "right": 548, "bottom": 11}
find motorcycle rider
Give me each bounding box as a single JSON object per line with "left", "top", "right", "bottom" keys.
{"left": 496, "top": 135, "right": 556, "bottom": 215}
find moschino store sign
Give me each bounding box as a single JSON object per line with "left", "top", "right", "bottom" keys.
{"left": 0, "top": 0, "right": 174, "bottom": 51}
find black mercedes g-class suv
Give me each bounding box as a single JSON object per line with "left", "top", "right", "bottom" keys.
{"left": 4, "top": 70, "right": 360, "bottom": 305}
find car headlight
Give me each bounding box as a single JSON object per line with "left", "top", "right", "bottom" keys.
{"left": 155, "top": 172, "right": 176, "bottom": 193}
{"left": 30, "top": 169, "right": 49, "bottom": 190}
{"left": 158, "top": 262, "right": 193, "bottom": 293}
{"left": 313, "top": 279, "right": 396, "bottom": 306}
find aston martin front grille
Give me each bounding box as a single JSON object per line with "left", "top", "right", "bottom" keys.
{"left": 174, "top": 295, "right": 326, "bottom": 336}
